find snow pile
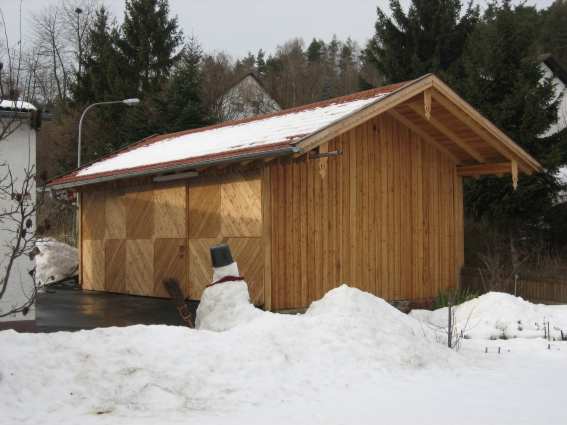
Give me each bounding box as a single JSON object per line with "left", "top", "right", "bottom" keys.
{"left": 196, "top": 280, "right": 264, "bottom": 331}
{"left": 0, "top": 285, "right": 461, "bottom": 423}
{"left": 411, "top": 292, "right": 567, "bottom": 340}
{"left": 34, "top": 238, "right": 78, "bottom": 286}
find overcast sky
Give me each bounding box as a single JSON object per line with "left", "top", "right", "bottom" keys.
{"left": 0, "top": 0, "right": 557, "bottom": 58}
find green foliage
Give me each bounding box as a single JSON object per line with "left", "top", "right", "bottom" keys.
{"left": 69, "top": 0, "right": 208, "bottom": 166}
{"left": 456, "top": 1, "right": 563, "bottom": 240}
{"left": 366, "top": 0, "right": 479, "bottom": 83}
{"left": 119, "top": 0, "right": 183, "bottom": 94}
{"left": 433, "top": 287, "right": 478, "bottom": 309}
{"left": 72, "top": 7, "right": 128, "bottom": 103}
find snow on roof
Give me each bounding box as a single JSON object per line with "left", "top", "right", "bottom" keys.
{"left": 0, "top": 99, "right": 37, "bottom": 112}
{"left": 74, "top": 89, "right": 398, "bottom": 180}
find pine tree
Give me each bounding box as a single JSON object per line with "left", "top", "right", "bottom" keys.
{"left": 366, "top": 0, "right": 479, "bottom": 83}
{"left": 72, "top": 6, "right": 128, "bottom": 103}
{"left": 157, "top": 38, "right": 208, "bottom": 133}
{"left": 256, "top": 49, "right": 267, "bottom": 76}
{"left": 457, "top": 0, "right": 563, "bottom": 266}
{"left": 119, "top": 0, "right": 183, "bottom": 94}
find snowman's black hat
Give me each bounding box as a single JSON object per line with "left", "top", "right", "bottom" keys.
{"left": 210, "top": 243, "right": 234, "bottom": 268}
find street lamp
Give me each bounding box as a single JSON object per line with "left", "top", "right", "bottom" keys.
{"left": 77, "top": 98, "right": 140, "bottom": 167}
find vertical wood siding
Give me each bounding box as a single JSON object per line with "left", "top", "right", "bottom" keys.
{"left": 269, "top": 114, "right": 463, "bottom": 310}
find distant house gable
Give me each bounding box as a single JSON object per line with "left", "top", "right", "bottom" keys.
{"left": 219, "top": 73, "right": 281, "bottom": 122}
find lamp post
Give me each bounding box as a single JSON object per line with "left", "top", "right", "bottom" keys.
{"left": 74, "top": 98, "right": 140, "bottom": 248}
{"left": 77, "top": 98, "right": 140, "bottom": 167}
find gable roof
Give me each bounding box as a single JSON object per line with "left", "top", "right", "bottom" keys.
{"left": 48, "top": 74, "right": 541, "bottom": 190}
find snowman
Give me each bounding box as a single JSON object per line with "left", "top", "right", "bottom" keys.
{"left": 195, "top": 243, "right": 263, "bottom": 331}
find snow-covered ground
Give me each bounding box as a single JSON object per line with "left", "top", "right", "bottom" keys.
{"left": 412, "top": 292, "right": 567, "bottom": 340}
{"left": 1, "top": 285, "right": 566, "bottom": 425}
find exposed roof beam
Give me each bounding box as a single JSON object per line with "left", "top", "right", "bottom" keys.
{"left": 457, "top": 162, "right": 512, "bottom": 176}
{"left": 407, "top": 102, "right": 486, "bottom": 163}
{"left": 295, "top": 74, "right": 434, "bottom": 155}
{"left": 387, "top": 109, "right": 460, "bottom": 163}
{"left": 430, "top": 79, "right": 541, "bottom": 174}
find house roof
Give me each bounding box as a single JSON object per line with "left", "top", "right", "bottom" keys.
{"left": 48, "top": 74, "right": 542, "bottom": 190}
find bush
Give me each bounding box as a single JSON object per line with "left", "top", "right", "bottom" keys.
{"left": 432, "top": 287, "right": 478, "bottom": 309}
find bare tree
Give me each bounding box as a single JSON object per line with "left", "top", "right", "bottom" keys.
{"left": 0, "top": 161, "right": 39, "bottom": 318}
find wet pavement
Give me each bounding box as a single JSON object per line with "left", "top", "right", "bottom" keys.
{"left": 35, "top": 286, "right": 198, "bottom": 332}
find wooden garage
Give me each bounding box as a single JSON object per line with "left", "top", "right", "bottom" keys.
{"left": 49, "top": 74, "right": 541, "bottom": 310}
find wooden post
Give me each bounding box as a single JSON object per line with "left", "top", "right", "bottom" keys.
{"left": 511, "top": 160, "right": 518, "bottom": 190}
{"left": 262, "top": 166, "right": 272, "bottom": 311}
{"left": 424, "top": 88, "right": 432, "bottom": 121}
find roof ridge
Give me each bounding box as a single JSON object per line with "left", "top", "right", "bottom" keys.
{"left": 120, "top": 80, "right": 411, "bottom": 150}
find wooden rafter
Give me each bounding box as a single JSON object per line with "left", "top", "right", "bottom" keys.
{"left": 387, "top": 109, "right": 460, "bottom": 163}
{"left": 457, "top": 162, "right": 512, "bottom": 176}
{"left": 295, "top": 74, "right": 434, "bottom": 155}
{"left": 407, "top": 103, "right": 486, "bottom": 163}
{"left": 429, "top": 83, "right": 540, "bottom": 174}
{"left": 424, "top": 89, "right": 432, "bottom": 121}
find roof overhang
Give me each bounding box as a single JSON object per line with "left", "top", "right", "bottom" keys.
{"left": 48, "top": 145, "right": 302, "bottom": 190}
{"left": 295, "top": 74, "right": 542, "bottom": 178}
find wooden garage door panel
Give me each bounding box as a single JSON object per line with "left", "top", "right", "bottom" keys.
{"left": 188, "top": 181, "right": 221, "bottom": 238}
{"left": 82, "top": 191, "right": 106, "bottom": 240}
{"left": 105, "top": 191, "right": 126, "bottom": 239}
{"left": 105, "top": 239, "right": 126, "bottom": 293}
{"left": 154, "top": 185, "right": 186, "bottom": 238}
{"left": 126, "top": 188, "right": 154, "bottom": 239}
{"left": 228, "top": 237, "right": 264, "bottom": 306}
{"left": 154, "top": 238, "right": 187, "bottom": 298}
{"left": 188, "top": 237, "right": 264, "bottom": 306}
{"left": 188, "top": 237, "right": 221, "bottom": 300}
{"left": 221, "top": 173, "right": 262, "bottom": 237}
{"left": 83, "top": 240, "right": 104, "bottom": 291}
{"left": 126, "top": 239, "right": 154, "bottom": 296}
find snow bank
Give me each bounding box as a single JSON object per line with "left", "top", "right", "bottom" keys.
{"left": 0, "top": 285, "right": 461, "bottom": 423}
{"left": 34, "top": 238, "right": 78, "bottom": 286}
{"left": 411, "top": 292, "right": 567, "bottom": 340}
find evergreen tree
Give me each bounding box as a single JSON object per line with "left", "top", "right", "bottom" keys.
{"left": 157, "top": 38, "right": 208, "bottom": 133}
{"left": 119, "top": 0, "right": 183, "bottom": 94}
{"left": 457, "top": 1, "right": 563, "bottom": 265}
{"left": 306, "top": 38, "right": 324, "bottom": 63}
{"left": 72, "top": 7, "right": 128, "bottom": 103}
{"left": 366, "top": 0, "right": 479, "bottom": 83}
{"left": 256, "top": 49, "right": 267, "bottom": 76}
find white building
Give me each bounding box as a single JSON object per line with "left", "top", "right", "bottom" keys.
{"left": 219, "top": 73, "right": 281, "bottom": 122}
{"left": 0, "top": 99, "right": 38, "bottom": 330}
{"left": 540, "top": 54, "right": 567, "bottom": 138}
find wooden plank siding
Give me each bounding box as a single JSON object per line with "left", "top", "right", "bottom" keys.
{"left": 81, "top": 183, "right": 188, "bottom": 298}
{"left": 186, "top": 169, "right": 265, "bottom": 305}
{"left": 269, "top": 114, "right": 463, "bottom": 310}
{"left": 80, "top": 114, "right": 464, "bottom": 309}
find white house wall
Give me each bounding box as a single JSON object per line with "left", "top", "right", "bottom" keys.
{"left": 0, "top": 120, "right": 37, "bottom": 323}
{"left": 541, "top": 63, "right": 567, "bottom": 137}
{"left": 220, "top": 75, "right": 281, "bottom": 121}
